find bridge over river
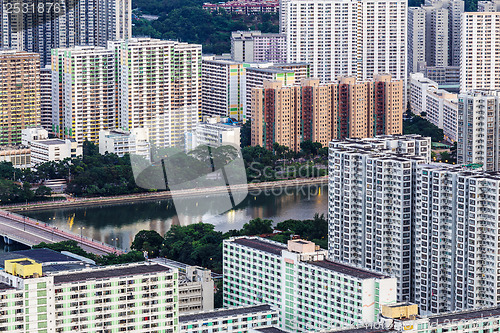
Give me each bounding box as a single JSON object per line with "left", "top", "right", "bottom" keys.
{"left": 0, "top": 210, "right": 122, "bottom": 256}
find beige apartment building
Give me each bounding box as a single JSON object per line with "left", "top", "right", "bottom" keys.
{"left": 0, "top": 50, "right": 40, "bottom": 146}
{"left": 251, "top": 75, "right": 404, "bottom": 151}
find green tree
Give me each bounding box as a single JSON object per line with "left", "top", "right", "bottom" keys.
{"left": 240, "top": 218, "right": 273, "bottom": 236}
{"left": 403, "top": 113, "right": 444, "bottom": 142}
{"left": 35, "top": 186, "right": 52, "bottom": 198}
{"left": 131, "top": 230, "right": 164, "bottom": 257}
{"left": 0, "top": 161, "right": 15, "bottom": 180}
{"left": 161, "top": 223, "right": 225, "bottom": 272}
{"left": 440, "top": 151, "right": 451, "bottom": 163}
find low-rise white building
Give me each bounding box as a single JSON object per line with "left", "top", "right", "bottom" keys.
{"left": 224, "top": 237, "right": 397, "bottom": 332}
{"left": 425, "top": 89, "right": 458, "bottom": 142}
{"left": 186, "top": 117, "right": 241, "bottom": 151}
{"left": 179, "top": 304, "right": 279, "bottom": 333}
{"left": 21, "top": 128, "right": 81, "bottom": 166}
{"left": 409, "top": 73, "right": 458, "bottom": 142}
{"left": 409, "top": 73, "right": 439, "bottom": 116}
{"left": 99, "top": 128, "right": 150, "bottom": 158}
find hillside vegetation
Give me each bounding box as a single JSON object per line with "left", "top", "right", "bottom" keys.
{"left": 132, "top": 3, "right": 279, "bottom": 54}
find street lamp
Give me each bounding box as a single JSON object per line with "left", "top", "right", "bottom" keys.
{"left": 111, "top": 238, "right": 118, "bottom": 253}
{"left": 79, "top": 227, "right": 85, "bottom": 244}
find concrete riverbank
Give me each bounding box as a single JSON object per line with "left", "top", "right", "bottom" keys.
{"left": 3, "top": 177, "right": 328, "bottom": 213}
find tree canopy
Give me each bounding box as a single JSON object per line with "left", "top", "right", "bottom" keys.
{"left": 403, "top": 114, "right": 444, "bottom": 142}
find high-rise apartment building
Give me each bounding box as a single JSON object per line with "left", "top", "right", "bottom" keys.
{"left": 332, "top": 304, "right": 500, "bottom": 333}
{"left": 408, "top": 0, "right": 464, "bottom": 72}
{"left": 251, "top": 75, "right": 404, "bottom": 151}
{"left": 457, "top": 91, "right": 500, "bottom": 171}
{"left": 51, "top": 38, "right": 201, "bottom": 148}
{"left": 0, "top": 0, "right": 132, "bottom": 66}
{"left": 40, "top": 67, "right": 52, "bottom": 131}
{"left": 245, "top": 64, "right": 310, "bottom": 119}
{"left": 202, "top": 59, "right": 310, "bottom": 121}
{"left": 201, "top": 59, "right": 249, "bottom": 121}
{"left": 408, "top": 7, "right": 427, "bottom": 73}
{"left": 224, "top": 237, "right": 397, "bottom": 332}
{"left": 51, "top": 46, "right": 116, "bottom": 145}
{"left": 231, "top": 31, "right": 286, "bottom": 63}
{"left": 180, "top": 305, "right": 278, "bottom": 333}
{"left": 328, "top": 135, "right": 431, "bottom": 302}
{"left": 0, "top": 50, "right": 40, "bottom": 146}
{"left": 0, "top": 260, "right": 179, "bottom": 333}
{"left": 478, "top": 0, "right": 500, "bottom": 11}
{"left": 116, "top": 38, "right": 202, "bottom": 148}
{"left": 285, "top": 0, "right": 406, "bottom": 89}
{"left": 427, "top": 8, "right": 449, "bottom": 68}
{"left": 416, "top": 62, "right": 460, "bottom": 85}
{"left": 460, "top": 12, "right": 500, "bottom": 93}
{"left": 414, "top": 164, "right": 500, "bottom": 314}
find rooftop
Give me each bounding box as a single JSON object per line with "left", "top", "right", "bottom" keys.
{"left": 0, "top": 249, "right": 80, "bottom": 268}
{"left": 180, "top": 304, "right": 273, "bottom": 322}
{"left": 428, "top": 306, "right": 500, "bottom": 325}
{"left": 232, "top": 237, "right": 286, "bottom": 256}
{"left": 253, "top": 328, "right": 288, "bottom": 333}
{"left": 0, "top": 282, "right": 14, "bottom": 291}
{"left": 34, "top": 139, "right": 67, "bottom": 146}
{"left": 308, "top": 260, "right": 389, "bottom": 279}
{"left": 325, "top": 328, "right": 394, "bottom": 333}
{"left": 52, "top": 264, "right": 170, "bottom": 284}
{"left": 247, "top": 67, "right": 294, "bottom": 74}
{"left": 232, "top": 238, "right": 387, "bottom": 279}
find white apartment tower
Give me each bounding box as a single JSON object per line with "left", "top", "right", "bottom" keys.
{"left": 460, "top": 12, "right": 500, "bottom": 93}
{"left": 357, "top": 0, "right": 407, "bottom": 85}
{"left": 328, "top": 135, "right": 431, "bottom": 302}
{"left": 51, "top": 46, "right": 116, "bottom": 145}
{"left": 427, "top": 8, "right": 449, "bottom": 68}
{"left": 408, "top": 7, "right": 426, "bottom": 73}
{"left": 414, "top": 164, "right": 500, "bottom": 314}
{"left": 408, "top": 0, "right": 464, "bottom": 72}
{"left": 286, "top": 0, "right": 358, "bottom": 82}
{"left": 286, "top": 0, "right": 407, "bottom": 88}
{"left": 446, "top": 0, "right": 464, "bottom": 67}
{"left": 224, "top": 237, "right": 397, "bottom": 332}
{"left": 457, "top": 91, "right": 500, "bottom": 171}
{"left": 115, "top": 38, "right": 202, "bottom": 148}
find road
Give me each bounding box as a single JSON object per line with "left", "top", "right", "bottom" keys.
{"left": 0, "top": 210, "right": 122, "bottom": 256}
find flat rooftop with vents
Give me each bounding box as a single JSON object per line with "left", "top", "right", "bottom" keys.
{"left": 52, "top": 263, "right": 170, "bottom": 284}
